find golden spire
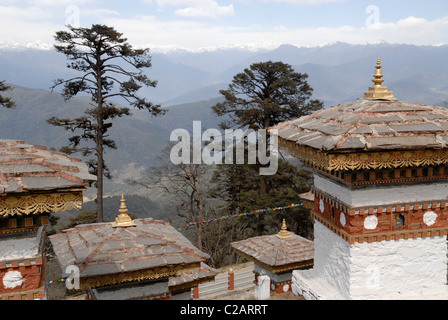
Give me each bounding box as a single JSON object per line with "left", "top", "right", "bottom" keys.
{"left": 112, "top": 195, "right": 136, "bottom": 227}
{"left": 364, "top": 58, "right": 397, "bottom": 100}
{"left": 276, "top": 219, "right": 292, "bottom": 239}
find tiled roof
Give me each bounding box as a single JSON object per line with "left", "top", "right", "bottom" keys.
{"left": 231, "top": 232, "right": 314, "bottom": 268}
{"left": 272, "top": 99, "right": 448, "bottom": 152}
{"left": 0, "top": 139, "right": 95, "bottom": 195}
{"left": 169, "top": 262, "right": 218, "bottom": 288}
{"left": 49, "top": 218, "right": 213, "bottom": 279}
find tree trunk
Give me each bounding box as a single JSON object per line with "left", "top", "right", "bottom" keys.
{"left": 96, "top": 122, "right": 104, "bottom": 223}
{"left": 197, "top": 185, "right": 204, "bottom": 251}
{"left": 96, "top": 60, "right": 104, "bottom": 223}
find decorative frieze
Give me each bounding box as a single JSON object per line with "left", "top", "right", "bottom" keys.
{"left": 0, "top": 192, "right": 83, "bottom": 217}
{"left": 280, "top": 138, "right": 448, "bottom": 172}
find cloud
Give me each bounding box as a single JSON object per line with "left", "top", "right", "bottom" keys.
{"left": 256, "top": 0, "right": 346, "bottom": 4}
{"left": 102, "top": 13, "right": 448, "bottom": 51}
{"left": 143, "top": 0, "right": 235, "bottom": 18}
{"left": 26, "top": 0, "right": 90, "bottom": 6}
{"left": 175, "top": 2, "right": 234, "bottom": 18}
{"left": 0, "top": 1, "right": 446, "bottom": 52}
{"left": 0, "top": 5, "right": 58, "bottom": 46}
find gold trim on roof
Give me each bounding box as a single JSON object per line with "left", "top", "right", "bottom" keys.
{"left": 328, "top": 149, "right": 448, "bottom": 171}
{"left": 364, "top": 58, "right": 397, "bottom": 101}
{"left": 80, "top": 263, "right": 201, "bottom": 290}
{"left": 112, "top": 195, "right": 136, "bottom": 227}
{"left": 0, "top": 192, "right": 83, "bottom": 217}
{"left": 280, "top": 138, "right": 448, "bottom": 171}
{"left": 276, "top": 219, "right": 292, "bottom": 239}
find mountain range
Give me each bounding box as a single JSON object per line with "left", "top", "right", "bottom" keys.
{"left": 1, "top": 41, "right": 447, "bottom": 213}
{"left": 1, "top": 41, "right": 448, "bottom": 107}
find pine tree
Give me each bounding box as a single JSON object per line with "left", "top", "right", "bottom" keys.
{"left": 212, "top": 60, "right": 322, "bottom": 130}
{"left": 211, "top": 61, "right": 322, "bottom": 236}
{"left": 0, "top": 81, "right": 15, "bottom": 108}
{"left": 48, "top": 24, "right": 165, "bottom": 222}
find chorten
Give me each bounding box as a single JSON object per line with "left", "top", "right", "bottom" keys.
{"left": 49, "top": 196, "right": 217, "bottom": 300}
{"left": 271, "top": 59, "right": 448, "bottom": 300}
{"left": 231, "top": 219, "right": 314, "bottom": 295}
{"left": 0, "top": 139, "right": 95, "bottom": 300}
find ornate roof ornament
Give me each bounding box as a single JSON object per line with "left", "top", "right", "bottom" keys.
{"left": 276, "top": 219, "right": 292, "bottom": 239}
{"left": 112, "top": 195, "right": 136, "bottom": 227}
{"left": 364, "top": 58, "right": 397, "bottom": 101}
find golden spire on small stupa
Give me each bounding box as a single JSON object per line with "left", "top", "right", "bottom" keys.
{"left": 364, "top": 58, "right": 397, "bottom": 101}
{"left": 112, "top": 195, "right": 136, "bottom": 227}
{"left": 276, "top": 219, "right": 292, "bottom": 239}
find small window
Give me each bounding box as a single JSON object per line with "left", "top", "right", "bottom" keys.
{"left": 41, "top": 216, "right": 49, "bottom": 225}
{"left": 395, "top": 214, "right": 405, "bottom": 228}
{"left": 8, "top": 219, "right": 17, "bottom": 228}
{"left": 24, "top": 217, "right": 33, "bottom": 227}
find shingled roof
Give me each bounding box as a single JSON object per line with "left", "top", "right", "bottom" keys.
{"left": 272, "top": 59, "right": 448, "bottom": 153}
{"left": 0, "top": 139, "right": 95, "bottom": 195}
{"left": 231, "top": 220, "right": 314, "bottom": 273}
{"left": 48, "top": 192, "right": 219, "bottom": 297}
{"left": 273, "top": 99, "right": 448, "bottom": 153}
{"left": 50, "top": 218, "right": 212, "bottom": 279}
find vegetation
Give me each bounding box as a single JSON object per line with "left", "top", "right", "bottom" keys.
{"left": 128, "top": 61, "right": 322, "bottom": 268}
{"left": 0, "top": 81, "right": 15, "bottom": 108}
{"left": 212, "top": 60, "right": 323, "bottom": 130}
{"left": 47, "top": 24, "right": 165, "bottom": 222}
{"left": 208, "top": 61, "right": 322, "bottom": 246}
{"left": 128, "top": 145, "right": 218, "bottom": 251}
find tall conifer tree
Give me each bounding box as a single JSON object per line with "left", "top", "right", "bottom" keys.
{"left": 48, "top": 24, "right": 165, "bottom": 222}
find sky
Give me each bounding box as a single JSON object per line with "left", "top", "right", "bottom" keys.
{"left": 0, "top": 0, "right": 447, "bottom": 51}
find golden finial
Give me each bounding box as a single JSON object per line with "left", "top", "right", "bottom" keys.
{"left": 276, "top": 219, "right": 292, "bottom": 239}
{"left": 364, "top": 58, "right": 397, "bottom": 100}
{"left": 112, "top": 195, "right": 136, "bottom": 227}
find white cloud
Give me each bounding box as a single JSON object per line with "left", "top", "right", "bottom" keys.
{"left": 0, "top": 0, "right": 446, "bottom": 52}
{"left": 101, "top": 13, "right": 448, "bottom": 51}
{"left": 26, "top": 0, "right": 90, "bottom": 6}
{"left": 0, "top": 5, "right": 58, "bottom": 46}
{"left": 257, "top": 0, "right": 346, "bottom": 4}
{"left": 143, "top": 0, "right": 235, "bottom": 18}
{"left": 0, "top": 4, "right": 53, "bottom": 20}
{"left": 175, "top": 2, "right": 234, "bottom": 18}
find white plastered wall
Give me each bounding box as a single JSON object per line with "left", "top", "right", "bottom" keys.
{"left": 313, "top": 221, "right": 448, "bottom": 299}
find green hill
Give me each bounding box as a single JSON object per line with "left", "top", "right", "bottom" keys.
{"left": 0, "top": 85, "right": 227, "bottom": 222}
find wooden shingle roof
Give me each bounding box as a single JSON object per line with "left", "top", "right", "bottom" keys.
{"left": 272, "top": 99, "right": 448, "bottom": 153}
{"left": 0, "top": 139, "right": 95, "bottom": 195}
{"left": 231, "top": 221, "right": 314, "bottom": 273}
{"left": 49, "top": 216, "right": 217, "bottom": 289}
